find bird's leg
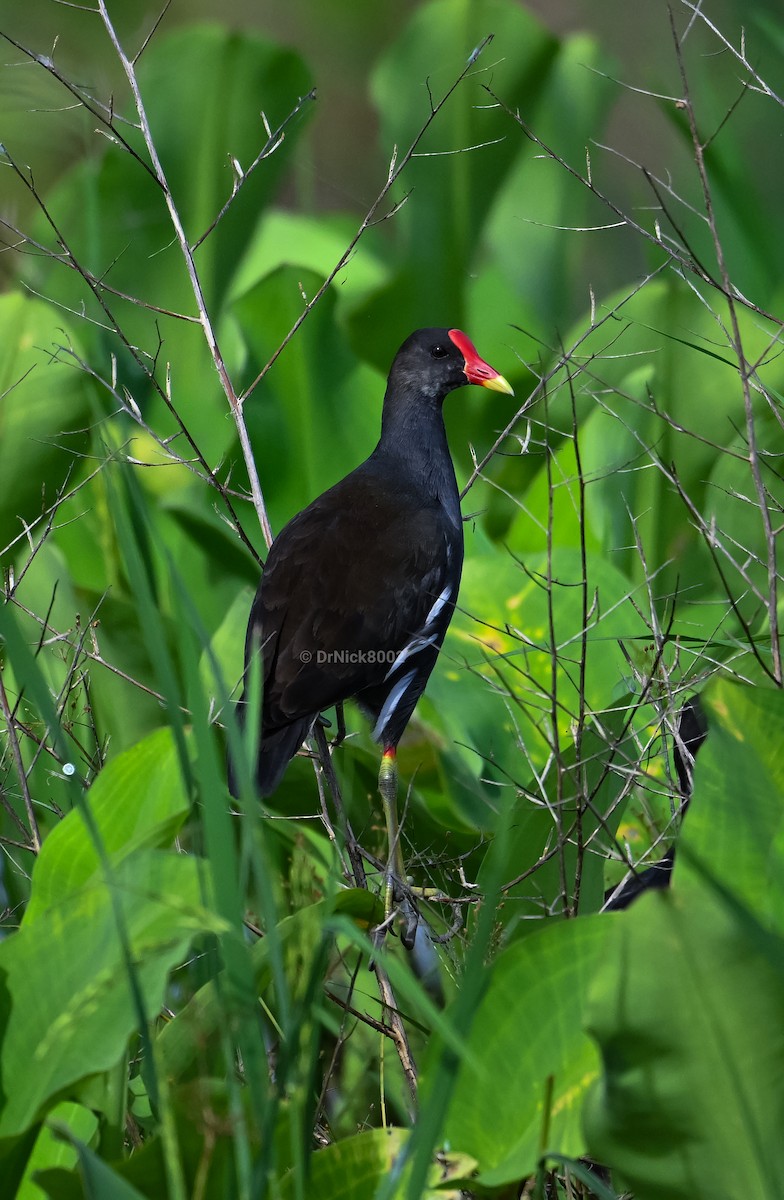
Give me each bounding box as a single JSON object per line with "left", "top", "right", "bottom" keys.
{"left": 378, "top": 747, "right": 418, "bottom": 948}
{"left": 333, "top": 702, "right": 347, "bottom": 747}
{"left": 316, "top": 703, "right": 346, "bottom": 749}
{"left": 379, "top": 748, "right": 404, "bottom": 913}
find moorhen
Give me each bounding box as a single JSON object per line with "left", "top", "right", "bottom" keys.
{"left": 234, "top": 327, "right": 513, "bottom": 934}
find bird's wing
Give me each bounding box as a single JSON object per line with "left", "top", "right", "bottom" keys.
{"left": 249, "top": 472, "right": 461, "bottom": 729}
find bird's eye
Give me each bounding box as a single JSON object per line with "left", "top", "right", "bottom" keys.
{"left": 430, "top": 345, "right": 448, "bottom": 359}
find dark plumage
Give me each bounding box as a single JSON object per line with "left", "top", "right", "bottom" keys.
{"left": 232, "top": 328, "right": 513, "bottom": 800}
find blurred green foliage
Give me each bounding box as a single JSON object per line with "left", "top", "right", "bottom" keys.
{"left": 1, "top": 1, "right": 784, "bottom": 1197}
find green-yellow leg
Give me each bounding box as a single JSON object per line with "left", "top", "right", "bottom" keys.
{"left": 379, "top": 747, "right": 405, "bottom": 923}
{"left": 378, "top": 748, "right": 419, "bottom": 948}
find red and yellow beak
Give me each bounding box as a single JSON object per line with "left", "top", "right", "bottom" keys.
{"left": 448, "top": 328, "right": 514, "bottom": 396}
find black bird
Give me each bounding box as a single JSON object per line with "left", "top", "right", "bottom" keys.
{"left": 234, "top": 328, "right": 513, "bottom": 925}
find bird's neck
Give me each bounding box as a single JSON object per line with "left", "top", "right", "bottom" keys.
{"left": 375, "top": 385, "right": 461, "bottom": 523}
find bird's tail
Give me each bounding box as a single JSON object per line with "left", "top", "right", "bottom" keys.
{"left": 255, "top": 718, "right": 315, "bottom": 797}
{"left": 228, "top": 705, "right": 314, "bottom": 799}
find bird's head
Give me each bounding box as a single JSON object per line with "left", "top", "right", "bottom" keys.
{"left": 390, "top": 327, "right": 514, "bottom": 402}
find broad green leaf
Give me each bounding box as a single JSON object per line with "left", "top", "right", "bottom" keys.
{"left": 2, "top": 541, "right": 101, "bottom": 829}
{"left": 227, "top": 209, "right": 389, "bottom": 312}
{"left": 585, "top": 394, "right": 651, "bottom": 559}
{"left": 504, "top": 393, "right": 621, "bottom": 571}
{"left": 162, "top": 496, "right": 259, "bottom": 587}
{"left": 198, "top": 584, "right": 253, "bottom": 710}
{"left": 17, "top": 1102, "right": 98, "bottom": 1200}
{"left": 0, "top": 851, "right": 221, "bottom": 1138}
{"left": 484, "top": 32, "right": 617, "bottom": 337}
{"left": 86, "top": 1077, "right": 238, "bottom": 1200}
{"left": 703, "top": 413, "right": 784, "bottom": 628}
{"left": 662, "top": 44, "right": 777, "bottom": 303}
{"left": 0, "top": 293, "right": 93, "bottom": 555}
{"left": 676, "top": 679, "right": 784, "bottom": 934}
{"left": 27, "top": 1169, "right": 83, "bottom": 1200}
{"left": 471, "top": 693, "right": 640, "bottom": 930}
{"left": 25, "top": 728, "right": 190, "bottom": 924}
{"left": 278, "top": 1128, "right": 408, "bottom": 1200}
{"left": 584, "top": 888, "right": 784, "bottom": 1200}
{"left": 129, "top": 27, "right": 312, "bottom": 309}
{"left": 440, "top": 915, "right": 612, "bottom": 1187}
{"left": 50, "top": 1130, "right": 149, "bottom": 1200}
{"left": 70, "top": 590, "right": 173, "bottom": 753}
{"left": 0, "top": 1129, "right": 39, "bottom": 1200}
{"left": 332, "top": 887, "right": 385, "bottom": 927}
{"left": 356, "top": 0, "right": 557, "bottom": 358}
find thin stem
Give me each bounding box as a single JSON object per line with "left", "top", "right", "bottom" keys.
{"left": 483, "top": 83, "right": 784, "bottom": 330}
{"left": 95, "top": 0, "right": 274, "bottom": 546}
{"left": 668, "top": 5, "right": 781, "bottom": 682}
{"left": 0, "top": 671, "right": 41, "bottom": 853}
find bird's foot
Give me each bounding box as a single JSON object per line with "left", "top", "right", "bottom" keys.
{"left": 316, "top": 703, "right": 347, "bottom": 749}
{"left": 373, "top": 874, "right": 420, "bottom": 952}
{"left": 393, "top": 881, "right": 419, "bottom": 951}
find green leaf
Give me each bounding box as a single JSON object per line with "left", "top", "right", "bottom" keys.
{"left": 0, "top": 851, "right": 220, "bottom": 1139}
{"left": 0, "top": 1128, "right": 39, "bottom": 1200}
{"left": 162, "top": 495, "right": 259, "bottom": 586}
{"left": 131, "top": 27, "right": 312, "bottom": 308}
{"left": 69, "top": 590, "right": 173, "bottom": 754}
{"left": 25, "top": 728, "right": 190, "bottom": 924}
{"left": 584, "top": 888, "right": 784, "bottom": 1200}
{"left": 676, "top": 680, "right": 784, "bottom": 935}
{"left": 541, "top": 277, "right": 784, "bottom": 599}
{"left": 17, "top": 1102, "right": 98, "bottom": 1200}
{"left": 483, "top": 32, "right": 618, "bottom": 337}
{"left": 156, "top": 903, "right": 328, "bottom": 1085}
{"left": 703, "top": 413, "right": 784, "bottom": 628}
{"left": 277, "top": 1128, "right": 408, "bottom": 1200}
{"left": 197, "top": 584, "right": 253, "bottom": 711}
{"left": 440, "top": 915, "right": 612, "bottom": 1187}
{"left": 586, "top": 680, "right": 784, "bottom": 1197}
{"left": 52, "top": 1128, "right": 149, "bottom": 1200}
{"left": 227, "top": 210, "right": 389, "bottom": 312}
{"left": 357, "top": 0, "right": 557, "bottom": 352}
{"left": 332, "top": 887, "right": 385, "bottom": 927}
{"left": 663, "top": 60, "right": 777, "bottom": 303}
{"left": 429, "top": 541, "right": 637, "bottom": 783}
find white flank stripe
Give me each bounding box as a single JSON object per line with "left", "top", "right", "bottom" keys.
{"left": 384, "top": 632, "right": 438, "bottom": 680}
{"left": 424, "top": 582, "right": 453, "bottom": 630}
{"left": 372, "top": 669, "right": 417, "bottom": 741}
{"left": 382, "top": 583, "right": 453, "bottom": 682}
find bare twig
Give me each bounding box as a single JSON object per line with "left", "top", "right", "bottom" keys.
{"left": 460, "top": 265, "right": 671, "bottom": 497}
{"left": 0, "top": 671, "right": 41, "bottom": 853}
{"left": 0, "top": 144, "right": 263, "bottom": 566}
{"left": 191, "top": 88, "right": 317, "bottom": 252}
{"left": 483, "top": 84, "right": 784, "bottom": 330}
{"left": 668, "top": 5, "right": 781, "bottom": 682}
{"left": 95, "top": 0, "right": 274, "bottom": 546}
{"left": 679, "top": 0, "right": 784, "bottom": 109}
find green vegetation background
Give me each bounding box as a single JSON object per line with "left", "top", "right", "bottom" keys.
{"left": 1, "top": 2, "right": 784, "bottom": 1197}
